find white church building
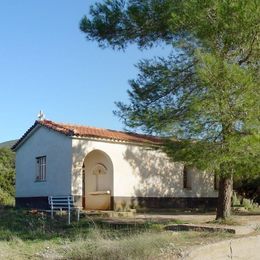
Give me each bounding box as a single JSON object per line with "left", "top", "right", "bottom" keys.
{"left": 13, "top": 119, "right": 218, "bottom": 210}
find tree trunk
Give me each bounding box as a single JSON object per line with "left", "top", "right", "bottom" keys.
{"left": 216, "top": 176, "right": 233, "bottom": 220}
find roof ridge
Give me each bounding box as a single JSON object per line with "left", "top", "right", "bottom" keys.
{"left": 38, "top": 120, "right": 74, "bottom": 134}
{"left": 42, "top": 120, "right": 161, "bottom": 139}
{"left": 57, "top": 122, "right": 111, "bottom": 131}
{"left": 12, "top": 119, "right": 163, "bottom": 151}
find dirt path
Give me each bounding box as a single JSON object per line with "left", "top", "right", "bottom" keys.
{"left": 136, "top": 213, "right": 260, "bottom": 234}
{"left": 137, "top": 213, "right": 260, "bottom": 224}
{"left": 185, "top": 234, "right": 260, "bottom": 260}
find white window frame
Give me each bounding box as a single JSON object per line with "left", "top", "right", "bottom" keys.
{"left": 36, "top": 156, "right": 46, "bottom": 182}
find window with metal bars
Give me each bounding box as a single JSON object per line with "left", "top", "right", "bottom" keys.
{"left": 183, "top": 166, "right": 192, "bottom": 189}
{"left": 36, "top": 156, "right": 46, "bottom": 181}
{"left": 214, "top": 174, "right": 219, "bottom": 190}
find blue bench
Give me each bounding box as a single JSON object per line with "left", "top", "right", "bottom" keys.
{"left": 48, "top": 195, "right": 81, "bottom": 224}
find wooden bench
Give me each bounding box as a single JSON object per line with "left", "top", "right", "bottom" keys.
{"left": 48, "top": 195, "right": 81, "bottom": 224}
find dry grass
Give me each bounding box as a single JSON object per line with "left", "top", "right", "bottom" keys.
{"left": 34, "top": 230, "right": 233, "bottom": 260}
{"left": 0, "top": 207, "right": 235, "bottom": 259}
{"left": 56, "top": 230, "right": 180, "bottom": 260}
{"left": 0, "top": 230, "right": 233, "bottom": 260}
{"left": 207, "top": 217, "right": 240, "bottom": 226}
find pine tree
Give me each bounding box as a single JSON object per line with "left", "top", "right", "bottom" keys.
{"left": 80, "top": 0, "right": 260, "bottom": 219}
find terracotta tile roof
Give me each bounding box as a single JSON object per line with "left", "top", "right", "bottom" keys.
{"left": 12, "top": 120, "right": 163, "bottom": 150}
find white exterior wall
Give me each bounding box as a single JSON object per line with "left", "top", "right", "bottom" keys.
{"left": 15, "top": 126, "right": 72, "bottom": 197}
{"left": 72, "top": 138, "right": 218, "bottom": 198}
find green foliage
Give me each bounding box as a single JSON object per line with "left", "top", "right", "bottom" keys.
{"left": 81, "top": 1, "right": 260, "bottom": 219}
{"left": 0, "top": 148, "right": 15, "bottom": 205}
{"left": 234, "top": 175, "right": 260, "bottom": 203}
{"left": 80, "top": 0, "right": 175, "bottom": 49}
{"left": 232, "top": 187, "right": 260, "bottom": 210}
{"left": 232, "top": 192, "right": 241, "bottom": 207}
{"left": 81, "top": 0, "right": 260, "bottom": 177}
{"left": 242, "top": 198, "right": 259, "bottom": 211}
{"left": 0, "top": 188, "right": 14, "bottom": 206}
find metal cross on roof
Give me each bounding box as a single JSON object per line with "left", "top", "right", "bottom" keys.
{"left": 37, "top": 110, "right": 45, "bottom": 121}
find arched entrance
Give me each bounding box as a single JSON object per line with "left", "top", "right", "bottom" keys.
{"left": 82, "top": 150, "right": 113, "bottom": 210}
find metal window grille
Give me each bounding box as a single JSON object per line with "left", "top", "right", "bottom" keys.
{"left": 214, "top": 174, "right": 219, "bottom": 190}
{"left": 183, "top": 166, "right": 191, "bottom": 189}
{"left": 36, "top": 156, "right": 46, "bottom": 181}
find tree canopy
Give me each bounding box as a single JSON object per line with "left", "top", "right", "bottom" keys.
{"left": 0, "top": 147, "right": 15, "bottom": 205}
{"left": 81, "top": 0, "right": 260, "bottom": 219}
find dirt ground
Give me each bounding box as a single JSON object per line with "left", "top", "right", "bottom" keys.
{"left": 136, "top": 212, "right": 260, "bottom": 234}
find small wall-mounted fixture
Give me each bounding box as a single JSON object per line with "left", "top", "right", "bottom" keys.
{"left": 92, "top": 163, "right": 107, "bottom": 175}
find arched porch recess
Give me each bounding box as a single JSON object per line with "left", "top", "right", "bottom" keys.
{"left": 82, "top": 149, "right": 113, "bottom": 210}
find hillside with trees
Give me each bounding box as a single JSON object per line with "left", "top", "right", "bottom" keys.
{"left": 0, "top": 140, "right": 17, "bottom": 149}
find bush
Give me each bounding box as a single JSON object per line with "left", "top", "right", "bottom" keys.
{"left": 242, "top": 198, "right": 258, "bottom": 211}
{"left": 234, "top": 176, "right": 260, "bottom": 204}
{"left": 0, "top": 188, "right": 15, "bottom": 206}
{"left": 0, "top": 147, "right": 15, "bottom": 205}
{"left": 232, "top": 192, "right": 241, "bottom": 207}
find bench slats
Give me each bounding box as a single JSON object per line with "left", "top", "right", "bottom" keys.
{"left": 50, "top": 200, "right": 73, "bottom": 202}
{"left": 50, "top": 202, "right": 74, "bottom": 205}
{"left": 50, "top": 198, "right": 72, "bottom": 201}
{"left": 49, "top": 199, "right": 73, "bottom": 202}
{"left": 48, "top": 195, "right": 81, "bottom": 224}
{"left": 52, "top": 207, "right": 71, "bottom": 209}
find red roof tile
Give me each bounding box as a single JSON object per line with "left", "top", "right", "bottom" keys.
{"left": 12, "top": 120, "right": 163, "bottom": 150}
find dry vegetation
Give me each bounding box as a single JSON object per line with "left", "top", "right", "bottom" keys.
{"left": 0, "top": 207, "right": 237, "bottom": 260}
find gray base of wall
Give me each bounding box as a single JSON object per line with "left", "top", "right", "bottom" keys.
{"left": 112, "top": 196, "right": 218, "bottom": 210}
{"left": 16, "top": 197, "right": 49, "bottom": 210}
{"left": 15, "top": 196, "right": 218, "bottom": 210}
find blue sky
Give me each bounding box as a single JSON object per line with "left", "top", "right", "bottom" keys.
{"left": 0, "top": 0, "right": 169, "bottom": 142}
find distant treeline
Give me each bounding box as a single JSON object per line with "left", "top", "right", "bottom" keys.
{"left": 0, "top": 140, "right": 17, "bottom": 149}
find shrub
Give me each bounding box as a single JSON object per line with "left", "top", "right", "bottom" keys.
{"left": 0, "top": 188, "right": 15, "bottom": 206}
{"left": 242, "top": 198, "right": 258, "bottom": 210}
{"left": 0, "top": 148, "right": 15, "bottom": 205}
{"left": 232, "top": 192, "right": 241, "bottom": 207}
{"left": 234, "top": 176, "right": 260, "bottom": 204}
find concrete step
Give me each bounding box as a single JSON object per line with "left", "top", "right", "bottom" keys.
{"left": 165, "top": 224, "right": 254, "bottom": 235}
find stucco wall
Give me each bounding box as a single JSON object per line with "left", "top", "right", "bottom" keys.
{"left": 71, "top": 138, "right": 218, "bottom": 198}
{"left": 15, "top": 126, "right": 72, "bottom": 197}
